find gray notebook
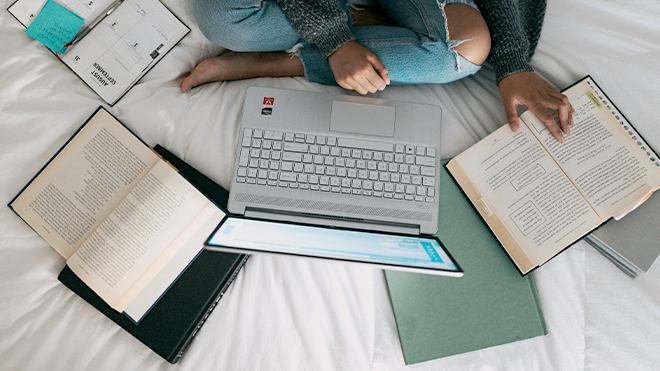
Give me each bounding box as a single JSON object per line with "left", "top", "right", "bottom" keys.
{"left": 585, "top": 192, "right": 660, "bottom": 277}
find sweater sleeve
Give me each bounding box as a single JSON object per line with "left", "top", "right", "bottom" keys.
{"left": 474, "top": 0, "right": 546, "bottom": 84}
{"left": 275, "top": 0, "right": 355, "bottom": 58}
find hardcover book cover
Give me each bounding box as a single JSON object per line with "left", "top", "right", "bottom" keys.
{"left": 385, "top": 160, "right": 547, "bottom": 364}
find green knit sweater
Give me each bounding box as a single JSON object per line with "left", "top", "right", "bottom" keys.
{"left": 275, "top": 0, "right": 546, "bottom": 84}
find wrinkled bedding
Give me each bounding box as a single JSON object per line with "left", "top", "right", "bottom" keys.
{"left": 1, "top": 1, "right": 660, "bottom": 370}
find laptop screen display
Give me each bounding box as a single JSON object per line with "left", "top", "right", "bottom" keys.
{"left": 206, "top": 217, "right": 461, "bottom": 275}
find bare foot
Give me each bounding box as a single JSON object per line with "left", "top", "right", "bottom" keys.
{"left": 179, "top": 51, "right": 305, "bottom": 92}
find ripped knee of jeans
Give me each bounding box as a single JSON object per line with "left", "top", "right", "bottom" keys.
{"left": 438, "top": 0, "right": 490, "bottom": 72}
{"left": 286, "top": 43, "right": 303, "bottom": 58}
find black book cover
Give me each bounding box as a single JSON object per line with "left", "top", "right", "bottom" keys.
{"left": 58, "top": 145, "right": 248, "bottom": 363}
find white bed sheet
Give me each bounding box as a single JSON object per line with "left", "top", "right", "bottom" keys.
{"left": 1, "top": 1, "right": 660, "bottom": 370}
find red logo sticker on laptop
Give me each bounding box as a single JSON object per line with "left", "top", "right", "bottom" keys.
{"left": 263, "top": 97, "right": 274, "bottom": 105}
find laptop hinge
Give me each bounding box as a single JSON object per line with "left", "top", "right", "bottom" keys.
{"left": 244, "top": 208, "right": 421, "bottom": 235}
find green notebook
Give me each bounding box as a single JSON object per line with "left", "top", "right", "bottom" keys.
{"left": 385, "top": 159, "right": 547, "bottom": 365}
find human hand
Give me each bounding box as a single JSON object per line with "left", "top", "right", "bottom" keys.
{"left": 498, "top": 71, "right": 575, "bottom": 142}
{"left": 328, "top": 41, "right": 390, "bottom": 95}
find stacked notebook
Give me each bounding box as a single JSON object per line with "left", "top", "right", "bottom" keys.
{"left": 585, "top": 192, "right": 660, "bottom": 277}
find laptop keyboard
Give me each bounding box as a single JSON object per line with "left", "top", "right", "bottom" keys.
{"left": 235, "top": 128, "right": 437, "bottom": 203}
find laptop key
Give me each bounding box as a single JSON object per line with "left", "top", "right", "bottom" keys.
{"left": 416, "top": 156, "right": 435, "bottom": 167}
{"left": 280, "top": 172, "right": 297, "bottom": 182}
{"left": 264, "top": 130, "right": 284, "bottom": 140}
{"left": 338, "top": 137, "right": 393, "bottom": 152}
{"left": 282, "top": 152, "right": 302, "bottom": 162}
{"left": 239, "top": 148, "right": 249, "bottom": 166}
{"left": 422, "top": 177, "right": 435, "bottom": 187}
{"left": 420, "top": 166, "right": 434, "bottom": 176}
{"left": 284, "top": 142, "right": 309, "bottom": 153}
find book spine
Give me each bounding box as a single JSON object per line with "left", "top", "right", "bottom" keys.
{"left": 172, "top": 255, "right": 250, "bottom": 363}
{"left": 583, "top": 235, "right": 639, "bottom": 278}
{"left": 526, "top": 275, "right": 548, "bottom": 335}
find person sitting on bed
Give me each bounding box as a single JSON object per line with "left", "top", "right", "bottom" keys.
{"left": 179, "top": 0, "right": 574, "bottom": 142}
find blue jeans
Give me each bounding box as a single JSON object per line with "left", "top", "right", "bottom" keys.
{"left": 191, "top": 0, "right": 481, "bottom": 86}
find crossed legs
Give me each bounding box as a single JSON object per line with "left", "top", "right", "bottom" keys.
{"left": 179, "top": 2, "right": 490, "bottom": 92}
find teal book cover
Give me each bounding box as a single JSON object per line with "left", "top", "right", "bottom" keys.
{"left": 385, "top": 159, "right": 547, "bottom": 364}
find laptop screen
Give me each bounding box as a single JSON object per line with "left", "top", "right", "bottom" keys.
{"left": 205, "top": 217, "right": 462, "bottom": 277}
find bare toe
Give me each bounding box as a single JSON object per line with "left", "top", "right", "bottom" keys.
{"left": 179, "top": 73, "right": 196, "bottom": 93}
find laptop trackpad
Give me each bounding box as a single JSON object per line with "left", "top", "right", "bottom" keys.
{"left": 330, "top": 100, "right": 395, "bottom": 137}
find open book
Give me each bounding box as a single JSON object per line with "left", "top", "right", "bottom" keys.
{"left": 7, "top": 0, "right": 189, "bottom": 105}
{"left": 447, "top": 76, "right": 660, "bottom": 275}
{"left": 9, "top": 107, "right": 226, "bottom": 322}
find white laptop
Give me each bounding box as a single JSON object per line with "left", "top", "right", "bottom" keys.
{"left": 205, "top": 87, "right": 462, "bottom": 277}
{"left": 228, "top": 86, "right": 442, "bottom": 235}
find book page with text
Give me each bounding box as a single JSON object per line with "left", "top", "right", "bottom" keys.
{"left": 451, "top": 123, "right": 602, "bottom": 267}
{"left": 122, "top": 207, "right": 226, "bottom": 322}
{"left": 60, "top": 0, "right": 188, "bottom": 103}
{"left": 10, "top": 109, "right": 159, "bottom": 259}
{"left": 66, "top": 160, "right": 213, "bottom": 308}
{"left": 521, "top": 80, "right": 660, "bottom": 219}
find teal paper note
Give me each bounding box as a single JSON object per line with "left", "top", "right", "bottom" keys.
{"left": 25, "top": 0, "right": 84, "bottom": 55}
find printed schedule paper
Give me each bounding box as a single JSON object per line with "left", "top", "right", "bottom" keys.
{"left": 8, "top": 0, "right": 189, "bottom": 105}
